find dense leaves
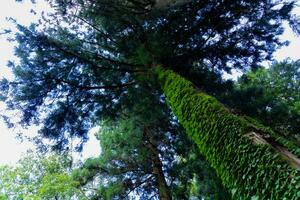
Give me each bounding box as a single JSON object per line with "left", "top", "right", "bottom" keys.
{"left": 224, "top": 60, "right": 300, "bottom": 142}
{"left": 0, "top": 152, "right": 86, "bottom": 199}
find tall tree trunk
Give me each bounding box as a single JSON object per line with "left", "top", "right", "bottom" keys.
{"left": 156, "top": 67, "right": 300, "bottom": 200}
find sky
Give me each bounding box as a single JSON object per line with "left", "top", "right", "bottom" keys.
{"left": 0, "top": 0, "right": 299, "bottom": 165}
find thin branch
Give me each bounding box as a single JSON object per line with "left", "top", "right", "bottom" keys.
{"left": 45, "top": 35, "right": 146, "bottom": 72}
{"left": 122, "top": 175, "right": 154, "bottom": 199}
{"left": 55, "top": 78, "right": 136, "bottom": 91}
{"left": 73, "top": 14, "right": 120, "bottom": 47}
{"left": 83, "top": 48, "right": 145, "bottom": 68}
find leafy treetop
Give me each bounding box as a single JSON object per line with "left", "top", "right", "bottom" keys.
{"left": 0, "top": 0, "right": 298, "bottom": 149}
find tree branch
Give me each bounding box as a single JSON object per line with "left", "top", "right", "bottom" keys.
{"left": 72, "top": 14, "right": 120, "bottom": 47}
{"left": 44, "top": 35, "right": 146, "bottom": 72}
{"left": 54, "top": 78, "right": 136, "bottom": 91}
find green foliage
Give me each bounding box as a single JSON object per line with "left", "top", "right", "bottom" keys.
{"left": 0, "top": 152, "right": 86, "bottom": 200}
{"left": 156, "top": 67, "right": 300, "bottom": 199}
{"left": 71, "top": 90, "right": 230, "bottom": 199}
{"left": 224, "top": 60, "right": 300, "bottom": 141}
{"left": 37, "top": 173, "right": 81, "bottom": 199}
{"left": 71, "top": 118, "right": 159, "bottom": 199}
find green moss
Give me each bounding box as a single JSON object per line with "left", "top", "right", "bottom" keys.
{"left": 156, "top": 67, "right": 300, "bottom": 199}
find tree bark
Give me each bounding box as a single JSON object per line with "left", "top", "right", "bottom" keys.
{"left": 149, "top": 143, "right": 172, "bottom": 200}
{"left": 144, "top": 127, "right": 172, "bottom": 200}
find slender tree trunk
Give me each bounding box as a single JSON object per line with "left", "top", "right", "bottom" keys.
{"left": 150, "top": 143, "right": 172, "bottom": 200}
{"left": 144, "top": 127, "right": 172, "bottom": 200}
{"left": 156, "top": 67, "right": 300, "bottom": 200}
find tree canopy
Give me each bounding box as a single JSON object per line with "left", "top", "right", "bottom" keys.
{"left": 1, "top": 0, "right": 298, "bottom": 149}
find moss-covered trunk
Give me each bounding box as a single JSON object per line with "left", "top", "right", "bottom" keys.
{"left": 156, "top": 67, "right": 300, "bottom": 199}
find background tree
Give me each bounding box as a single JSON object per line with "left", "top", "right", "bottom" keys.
{"left": 0, "top": 151, "right": 86, "bottom": 199}
{"left": 223, "top": 60, "right": 300, "bottom": 143}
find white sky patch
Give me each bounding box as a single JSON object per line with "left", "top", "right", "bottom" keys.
{"left": 274, "top": 24, "right": 300, "bottom": 61}
{"left": 0, "top": 0, "right": 299, "bottom": 165}
{"left": 0, "top": 119, "right": 37, "bottom": 164}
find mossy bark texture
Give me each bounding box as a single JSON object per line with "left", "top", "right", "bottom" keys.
{"left": 156, "top": 67, "right": 300, "bottom": 200}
